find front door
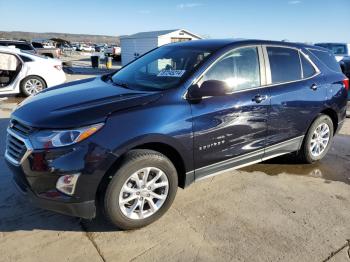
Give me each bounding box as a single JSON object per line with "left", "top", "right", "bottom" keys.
{"left": 0, "top": 52, "right": 22, "bottom": 93}
{"left": 189, "top": 46, "right": 270, "bottom": 179}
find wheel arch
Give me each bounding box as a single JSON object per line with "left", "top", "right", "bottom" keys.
{"left": 95, "top": 140, "right": 190, "bottom": 207}
{"left": 131, "top": 142, "right": 187, "bottom": 188}
{"left": 20, "top": 74, "right": 48, "bottom": 88}
{"left": 320, "top": 108, "right": 338, "bottom": 134}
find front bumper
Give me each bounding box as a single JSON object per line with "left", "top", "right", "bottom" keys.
{"left": 47, "top": 70, "right": 66, "bottom": 87}
{"left": 12, "top": 171, "right": 96, "bottom": 219}
{"left": 5, "top": 130, "right": 118, "bottom": 219}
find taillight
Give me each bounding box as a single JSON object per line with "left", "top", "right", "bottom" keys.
{"left": 343, "top": 78, "right": 349, "bottom": 91}
{"left": 54, "top": 65, "right": 62, "bottom": 71}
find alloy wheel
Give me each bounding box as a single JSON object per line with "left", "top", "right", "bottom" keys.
{"left": 24, "top": 78, "right": 44, "bottom": 95}
{"left": 119, "top": 167, "right": 169, "bottom": 220}
{"left": 309, "top": 123, "right": 330, "bottom": 157}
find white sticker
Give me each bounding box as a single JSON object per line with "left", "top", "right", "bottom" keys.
{"left": 157, "top": 70, "right": 186, "bottom": 77}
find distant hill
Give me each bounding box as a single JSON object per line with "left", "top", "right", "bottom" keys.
{"left": 0, "top": 31, "right": 120, "bottom": 45}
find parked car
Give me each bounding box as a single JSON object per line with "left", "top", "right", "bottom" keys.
{"left": 5, "top": 40, "right": 348, "bottom": 230}
{"left": 77, "top": 44, "right": 95, "bottom": 52}
{"left": 31, "top": 42, "right": 61, "bottom": 58}
{"left": 0, "top": 40, "right": 36, "bottom": 53}
{"left": 94, "top": 44, "right": 106, "bottom": 52}
{"left": 314, "top": 43, "right": 350, "bottom": 61}
{"left": 0, "top": 46, "right": 65, "bottom": 96}
{"left": 56, "top": 43, "right": 74, "bottom": 52}
{"left": 105, "top": 45, "right": 121, "bottom": 60}
{"left": 340, "top": 57, "right": 350, "bottom": 83}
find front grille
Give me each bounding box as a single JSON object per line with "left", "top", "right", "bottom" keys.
{"left": 5, "top": 119, "right": 33, "bottom": 165}
{"left": 6, "top": 133, "right": 27, "bottom": 162}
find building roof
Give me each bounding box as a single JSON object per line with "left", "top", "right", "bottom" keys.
{"left": 120, "top": 29, "right": 202, "bottom": 39}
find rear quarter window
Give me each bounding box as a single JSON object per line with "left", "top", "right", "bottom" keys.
{"left": 19, "top": 55, "right": 33, "bottom": 62}
{"left": 308, "top": 49, "right": 341, "bottom": 73}
{"left": 14, "top": 43, "right": 34, "bottom": 51}
{"left": 300, "top": 54, "right": 316, "bottom": 78}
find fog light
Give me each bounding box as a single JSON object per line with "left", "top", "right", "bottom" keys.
{"left": 56, "top": 173, "right": 80, "bottom": 195}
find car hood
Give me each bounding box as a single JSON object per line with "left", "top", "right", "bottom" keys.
{"left": 12, "top": 77, "right": 161, "bottom": 129}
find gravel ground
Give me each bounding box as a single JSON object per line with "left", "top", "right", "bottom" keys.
{"left": 0, "top": 71, "right": 349, "bottom": 262}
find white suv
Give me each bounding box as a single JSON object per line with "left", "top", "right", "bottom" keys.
{"left": 0, "top": 47, "right": 66, "bottom": 96}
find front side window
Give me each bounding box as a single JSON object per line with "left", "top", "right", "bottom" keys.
{"left": 201, "top": 47, "right": 261, "bottom": 92}
{"left": 112, "top": 46, "right": 212, "bottom": 90}
{"left": 267, "top": 47, "right": 301, "bottom": 84}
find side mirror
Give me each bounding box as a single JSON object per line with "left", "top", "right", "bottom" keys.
{"left": 187, "top": 80, "right": 231, "bottom": 100}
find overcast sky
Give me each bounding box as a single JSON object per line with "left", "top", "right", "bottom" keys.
{"left": 0, "top": 0, "right": 349, "bottom": 43}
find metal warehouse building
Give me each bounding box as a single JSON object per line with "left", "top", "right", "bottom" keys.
{"left": 120, "top": 29, "right": 202, "bottom": 66}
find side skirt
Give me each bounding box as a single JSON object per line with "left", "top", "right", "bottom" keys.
{"left": 184, "top": 136, "right": 304, "bottom": 185}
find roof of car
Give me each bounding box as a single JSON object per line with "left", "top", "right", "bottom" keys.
{"left": 0, "top": 40, "right": 29, "bottom": 43}
{"left": 166, "top": 39, "right": 320, "bottom": 51}
{"left": 0, "top": 46, "right": 22, "bottom": 53}
{"left": 315, "top": 42, "right": 348, "bottom": 45}
{"left": 0, "top": 46, "right": 37, "bottom": 57}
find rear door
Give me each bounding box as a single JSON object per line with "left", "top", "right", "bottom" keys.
{"left": 190, "top": 46, "right": 270, "bottom": 179}
{"left": 263, "top": 45, "right": 326, "bottom": 157}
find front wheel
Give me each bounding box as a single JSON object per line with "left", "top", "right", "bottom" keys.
{"left": 103, "top": 150, "right": 178, "bottom": 230}
{"left": 20, "top": 76, "right": 46, "bottom": 97}
{"left": 298, "top": 114, "right": 334, "bottom": 163}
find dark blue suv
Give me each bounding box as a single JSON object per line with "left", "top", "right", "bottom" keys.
{"left": 5, "top": 40, "right": 348, "bottom": 229}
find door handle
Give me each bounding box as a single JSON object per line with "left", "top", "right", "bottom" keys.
{"left": 252, "top": 95, "right": 267, "bottom": 103}
{"left": 310, "top": 84, "right": 318, "bottom": 91}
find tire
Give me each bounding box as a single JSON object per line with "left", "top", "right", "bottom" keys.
{"left": 103, "top": 149, "right": 178, "bottom": 230}
{"left": 20, "top": 76, "right": 46, "bottom": 97}
{"left": 298, "top": 114, "right": 334, "bottom": 163}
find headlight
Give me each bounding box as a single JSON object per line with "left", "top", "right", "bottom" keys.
{"left": 29, "top": 123, "right": 104, "bottom": 149}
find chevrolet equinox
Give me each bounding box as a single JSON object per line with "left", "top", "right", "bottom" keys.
{"left": 5, "top": 40, "right": 348, "bottom": 229}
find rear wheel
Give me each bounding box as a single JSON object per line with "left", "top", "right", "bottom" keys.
{"left": 20, "top": 76, "right": 46, "bottom": 96}
{"left": 103, "top": 150, "right": 178, "bottom": 230}
{"left": 298, "top": 114, "right": 334, "bottom": 163}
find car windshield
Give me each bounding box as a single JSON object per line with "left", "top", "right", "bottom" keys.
{"left": 111, "top": 45, "right": 212, "bottom": 91}
{"left": 315, "top": 43, "right": 348, "bottom": 55}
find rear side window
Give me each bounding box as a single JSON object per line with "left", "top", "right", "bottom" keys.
{"left": 267, "top": 47, "right": 301, "bottom": 84}
{"left": 14, "top": 44, "right": 34, "bottom": 51}
{"left": 300, "top": 54, "right": 316, "bottom": 78}
{"left": 19, "top": 55, "right": 33, "bottom": 62}
{"left": 308, "top": 49, "right": 341, "bottom": 72}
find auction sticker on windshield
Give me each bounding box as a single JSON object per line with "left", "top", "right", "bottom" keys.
{"left": 157, "top": 70, "right": 186, "bottom": 77}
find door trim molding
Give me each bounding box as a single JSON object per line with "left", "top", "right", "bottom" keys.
{"left": 192, "top": 135, "right": 304, "bottom": 182}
